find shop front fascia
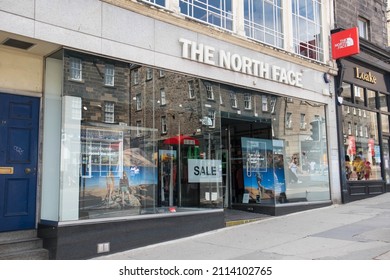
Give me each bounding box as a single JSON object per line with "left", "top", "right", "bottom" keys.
{"left": 335, "top": 41, "right": 390, "bottom": 203}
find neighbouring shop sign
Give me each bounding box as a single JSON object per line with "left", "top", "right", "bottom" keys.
{"left": 188, "top": 159, "right": 222, "bottom": 183}
{"left": 331, "top": 27, "right": 360, "bottom": 59}
{"left": 179, "top": 38, "right": 303, "bottom": 88}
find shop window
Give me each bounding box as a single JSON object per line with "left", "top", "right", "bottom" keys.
{"left": 230, "top": 92, "right": 237, "bottom": 108}
{"left": 244, "top": 0, "right": 284, "bottom": 49}
{"left": 136, "top": 93, "right": 142, "bottom": 110}
{"left": 379, "top": 92, "right": 388, "bottom": 111}
{"left": 354, "top": 86, "right": 364, "bottom": 105}
{"left": 285, "top": 112, "right": 292, "bottom": 129}
{"left": 103, "top": 102, "right": 115, "bottom": 123}
{"left": 340, "top": 83, "right": 352, "bottom": 102}
{"left": 160, "top": 88, "right": 166, "bottom": 106}
{"left": 133, "top": 69, "right": 139, "bottom": 85}
{"left": 188, "top": 81, "right": 195, "bottom": 99}
{"left": 146, "top": 67, "right": 153, "bottom": 80}
{"left": 244, "top": 93, "right": 252, "bottom": 110}
{"left": 161, "top": 116, "right": 167, "bottom": 134}
{"left": 358, "top": 17, "right": 369, "bottom": 40}
{"left": 367, "top": 90, "right": 376, "bottom": 109}
{"left": 206, "top": 84, "right": 214, "bottom": 100}
{"left": 104, "top": 64, "right": 115, "bottom": 86}
{"left": 179, "top": 0, "right": 233, "bottom": 31}
{"left": 381, "top": 114, "right": 390, "bottom": 133}
{"left": 292, "top": 0, "right": 324, "bottom": 62}
{"left": 69, "top": 57, "right": 82, "bottom": 81}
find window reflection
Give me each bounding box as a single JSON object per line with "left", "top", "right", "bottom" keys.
{"left": 58, "top": 50, "right": 331, "bottom": 222}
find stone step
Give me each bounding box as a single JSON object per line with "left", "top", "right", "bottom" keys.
{"left": 0, "top": 248, "right": 49, "bottom": 260}
{"left": 0, "top": 230, "right": 49, "bottom": 260}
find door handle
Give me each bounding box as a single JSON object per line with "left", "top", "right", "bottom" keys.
{"left": 0, "top": 167, "right": 14, "bottom": 174}
{"left": 25, "top": 168, "right": 31, "bottom": 174}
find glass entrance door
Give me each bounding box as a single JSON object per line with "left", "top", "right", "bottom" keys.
{"left": 383, "top": 138, "right": 390, "bottom": 186}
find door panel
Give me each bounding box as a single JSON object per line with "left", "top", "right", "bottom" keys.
{"left": 0, "top": 93, "right": 39, "bottom": 232}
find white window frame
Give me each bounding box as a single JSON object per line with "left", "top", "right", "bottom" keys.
{"left": 69, "top": 57, "right": 82, "bottom": 81}
{"left": 136, "top": 93, "right": 142, "bottom": 110}
{"left": 146, "top": 67, "right": 153, "bottom": 80}
{"left": 160, "top": 88, "right": 166, "bottom": 105}
{"left": 230, "top": 92, "right": 237, "bottom": 108}
{"left": 244, "top": 93, "right": 252, "bottom": 110}
{"left": 188, "top": 81, "right": 195, "bottom": 99}
{"left": 104, "top": 64, "right": 115, "bottom": 86}
{"left": 358, "top": 17, "right": 369, "bottom": 40}
{"left": 262, "top": 95, "right": 268, "bottom": 111}
{"left": 206, "top": 84, "right": 214, "bottom": 100}
{"left": 208, "top": 110, "right": 216, "bottom": 128}
{"left": 133, "top": 69, "right": 139, "bottom": 85}
{"left": 104, "top": 102, "right": 115, "bottom": 123}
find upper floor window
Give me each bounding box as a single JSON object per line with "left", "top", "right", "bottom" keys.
{"left": 104, "top": 64, "right": 115, "bottom": 86}
{"left": 300, "top": 113, "right": 306, "bottom": 129}
{"left": 292, "top": 0, "right": 324, "bottom": 62}
{"left": 69, "top": 57, "right": 82, "bottom": 81}
{"left": 179, "top": 0, "right": 233, "bottom": 31}
{"left": 142, "top": 0, "right": 165, "bottom": 8}
{"left": 136, "top": 121, "right": 142, "bottom": 136}
{"left": 244, "top": 0, "right": 284, "bottom": 49}
{"left": 206, "top": 84, "right": 214, "bottom": 100}
{"left": 262, "top": 95, "right": 268, "bottom": 111}
{"left": 230, "top": 92, "right": 237, "bottom": 108}
{"left": 146, "top": 67, "right": 153, "bottom": 80}
{"left": 188, "top": 81, "right": 195, "bottom": 99}
{"left": 160, "top": 88, "right": 166, "bottom": 105}
{"left": 244, "top": 93, "right": 252, "bottom": 110}
{"left": 136, "top": 93, "right": 142, "bottom": 110}
{"left": 104, "top": 102, "right": 115, "bottom": 123}
{"left": 159, "top": 69, "right": 165, "bottom": 78}
{"left": 133, "top": 69, "right": 139, "bottom": 85}
{"left": 358, "top": 17, "right": 369, "bottom": 40}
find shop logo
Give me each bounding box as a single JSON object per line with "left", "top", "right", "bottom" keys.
{"left": 355, "top": 67, "right": 377, "bottom": 84}
{"left": 331, "top": 27, "right": 360, "bottom": 59}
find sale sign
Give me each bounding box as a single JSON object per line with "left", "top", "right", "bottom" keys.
{"left": 331, "top": 27, "right": 360, "bottom": 59}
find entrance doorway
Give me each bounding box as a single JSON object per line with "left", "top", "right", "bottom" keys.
{"left": 0, "top": 93, "right": 40, "bottom": 232}
{"left": 221, "top": 114, "right": 273, "bottom": 207}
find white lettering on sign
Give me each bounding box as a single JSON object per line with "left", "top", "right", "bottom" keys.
{"left": 179, "top": 38, "right": 303, "bottom": 88}
{"left": 188, "top": 159, "right": 222, "bottom": 183}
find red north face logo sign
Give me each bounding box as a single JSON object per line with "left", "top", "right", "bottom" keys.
{"left": 331, "top": 27, "right": 360, "bottom": 60}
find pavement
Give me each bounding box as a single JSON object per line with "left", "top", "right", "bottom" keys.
{"left": 92, "top": 193, "right": 390, "bottom": 260}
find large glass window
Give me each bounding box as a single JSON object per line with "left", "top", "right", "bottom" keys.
{"left": 244, "top": 0, "right": 284, "bottom": 48}
{"left": 292, "top": 0, "right": 324, "bottom": 62}
{"left": 45, "top": 49, "right": 331, "bottom": 222}
{"left": 179, "top": 0, "right": 233, "bottom": 31}
{"left": 343, "top": 106, "right": 382, "bottom": 181}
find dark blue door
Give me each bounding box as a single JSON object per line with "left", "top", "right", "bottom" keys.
{"left": 0, "top": 93, "right": 39, "bottom": 232}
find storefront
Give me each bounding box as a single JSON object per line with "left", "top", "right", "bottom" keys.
{"left": 335, "top": 41, "right": 390, "bottom": 202}
{"left": 1, "top": 0, "right": 340, "bottom": 260}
